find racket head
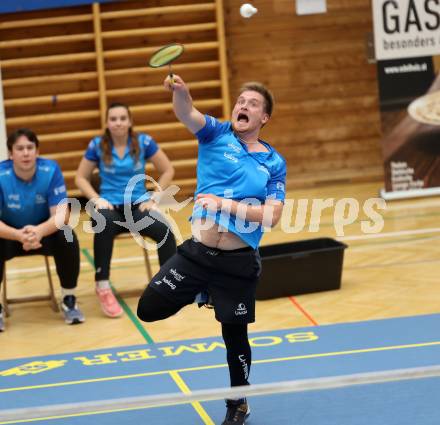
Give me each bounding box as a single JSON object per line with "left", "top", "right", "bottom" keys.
{"left": 148, "top": 43, "right": 184, "bottom": 68}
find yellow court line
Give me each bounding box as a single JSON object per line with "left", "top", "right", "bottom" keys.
{"left": 169, "top": 371, "right": 215, "bottom": 425}
{"left": 1, "top": 340, "right": 440, "bottom": 394}
{"left": 0, "top": 372, "right": 219, "bottom": 424}
{"left": 0, "top": 370, "right": 169, "bottom": 393}
{"left": 1, "top": 341, "right": 440, "bottom": 424}
{"left": 0, "top": 373, "right": 217, "bottom": 424}
{"left": 0, "top": 399, "right": 199, "bottom": 425}
{"left": 252, "top": 340, "right": 440, "bottom": 365}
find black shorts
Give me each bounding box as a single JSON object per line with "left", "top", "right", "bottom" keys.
{"left": 148, "top": 238, "right": 261, "bottom": 324}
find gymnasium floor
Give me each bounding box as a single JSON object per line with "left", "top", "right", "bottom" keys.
{"left": 1, "top": 182, "right": 440, "bottom": 424}
{"left": 1, "top": 314, "right": 440, "bottom": 424}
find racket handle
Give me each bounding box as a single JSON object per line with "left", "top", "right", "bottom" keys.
{"left": 168, "top": 73, "right": 176, "bottom": 91}
{"left": 168, "top": 64, "right": 175, "bottom": 85}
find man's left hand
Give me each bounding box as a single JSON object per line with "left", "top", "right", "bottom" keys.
{"left": 195, "top": 193, "right": 224, "bottom": 212}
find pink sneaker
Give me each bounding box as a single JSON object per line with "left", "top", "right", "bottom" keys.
{"left": 95, "top": 287, "right": 123, "bottom": 318}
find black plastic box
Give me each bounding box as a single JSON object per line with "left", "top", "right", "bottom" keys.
{"left": 256, "top": 238, "right": 347, "bottom": 300}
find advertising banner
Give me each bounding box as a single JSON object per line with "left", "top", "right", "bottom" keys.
{"left": 372, "top": 0, "right": 440, "bottom": 199}
{"left": 372, "top": 0, "right": 440, "bottom": 60}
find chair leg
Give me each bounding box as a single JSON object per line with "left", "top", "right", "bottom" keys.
{"left": 44, "top": 256, "right": 59, "bottom": 312}
{"left": 143, "top": 248, "right": 152, "bottom": 281}
{"left": 2, "top": 267, "right": 10, "bottom": 317}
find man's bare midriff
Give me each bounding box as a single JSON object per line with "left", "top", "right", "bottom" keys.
{"left": 191, "top": 217, "right": 248, "bottom": 250}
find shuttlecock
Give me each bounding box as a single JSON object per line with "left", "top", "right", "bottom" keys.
{"left": 240, "top": 3, "right": 258, "bottom": 18}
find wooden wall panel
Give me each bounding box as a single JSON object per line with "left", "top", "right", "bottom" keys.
{"left": 0, "top": 0, "right": 385, "bottom": 196}
{"left": 223, "top": 0, "right": 383, "bottom": 186}
{"left": 0, "top": 0, "right": 228, "bottom": 198}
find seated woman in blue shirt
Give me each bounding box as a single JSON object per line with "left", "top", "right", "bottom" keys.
{"left": 75, "top": 102, "right": 177, "bottom": 318}
{"left": 137, "top": 75, "right": 286, "bottom": 425}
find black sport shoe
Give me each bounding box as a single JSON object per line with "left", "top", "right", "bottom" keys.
{"left": 61, "top": 295, "right": 85, "bottom": 325}
{"left": 221, "top": 398, "right": 250, "bottom": 425}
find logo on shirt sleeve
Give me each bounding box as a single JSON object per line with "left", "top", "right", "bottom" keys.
{"left": 54, "top": 185, "right": 66, "bottom": 195}
{"left": 143, "top": 135, "right": 152, "bottom": 147}
{"left": 276, "top": 182, "right": 285, "bottom": 192}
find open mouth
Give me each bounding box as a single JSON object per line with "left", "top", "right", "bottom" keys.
{"left": 237, "top": 113, "right": 249, "bottom": 123}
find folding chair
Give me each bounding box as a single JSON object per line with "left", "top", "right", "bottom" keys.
{"left": 1, "top": 256, "right": 59, "bottom": 317}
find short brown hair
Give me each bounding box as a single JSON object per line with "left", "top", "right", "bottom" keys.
{"left": 239, "top": 82, "right": 274, "bottom": 117}
{"left": 7, "top": 128, "right": 39, "bottom": 151}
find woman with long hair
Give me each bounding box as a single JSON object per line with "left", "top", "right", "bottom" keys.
{"left": 76, "top": 102, "right": 177, "bottom": 318}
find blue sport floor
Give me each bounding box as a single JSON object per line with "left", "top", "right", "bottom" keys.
{"left": 1, "top": 314, "right": 440, "bottom": 424}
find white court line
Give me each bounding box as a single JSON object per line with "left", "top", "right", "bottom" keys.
{"left": 339, "top": 227, "right": 440, "bottom": 241}
{"left": 6, "top": 255, "right": 158, "bottom": 276}
{"left": 383, "top": 199, "right": 440, "bottom": 211}
{"left": 299, "top": 201, "right": 440, "bottom": 228}
{"left": 7, "top": 228, "right": 440, "bottom": 275}
{"left": 348, "top": 234, "right": 440, "bottom": 252}
{"left": 1, "top": 365, "right": 440, "bottom": 423}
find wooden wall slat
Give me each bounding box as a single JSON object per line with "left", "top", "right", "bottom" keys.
{"left": 101, "top": 22, "right": 217, "bottom": 38}
{"left": 0, "top": 0, "right": 384, "bottom": 194}
{"left": 100, "top": 3, "right": 215, "bottom": 19}
{"left": 0, "top": 14, "right": 92, "bottom": 30}
{"left": 0, "top": 0, "right": 225, "bottom": 195}
{"left": 92, "top": 2, "right": 107, "bottom": 129}
{"left": 0, "top": 33, "right": 94, "bottom": 49}
{"left": 224, "top": 0, "right": 383, "bottom": 185}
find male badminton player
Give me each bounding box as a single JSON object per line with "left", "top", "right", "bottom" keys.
{"left": 137, "top": 74, "right": 286, "bottom": 425}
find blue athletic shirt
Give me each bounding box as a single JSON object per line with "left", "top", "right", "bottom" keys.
{"left": 84, "top": 133, "right": 159, "bottom": 205}
{"left": 193, "top": 115, "right": 286, "bottom": 249}
{"left": 0, "top": 158, "right": 67, "bottom": 228}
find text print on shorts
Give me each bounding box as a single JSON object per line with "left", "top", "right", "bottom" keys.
{"left": 170, "top": 268, "right": 185, "bottom": 282}
{"left": 235, "top": 303, "right": 248, "bottom": 316}
{"left": 206, "top": 249, "right": 219, "bottom": 256}
{"left": 162, "top": 276, "right": 176, "bottom": 290}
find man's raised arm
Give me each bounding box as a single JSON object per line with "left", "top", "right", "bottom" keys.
{"left": 164, "top": 74, "right": 206, "bottom": 134}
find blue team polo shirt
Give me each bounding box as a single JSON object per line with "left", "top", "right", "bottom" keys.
{"left": 193, "top": 115, "right": 287, "bottom": 249}
{"left": 0, "top": 157, "right": 67, "bottom": 229}
{"left": 84, "top": 133, "right": 159, "bottom": 205}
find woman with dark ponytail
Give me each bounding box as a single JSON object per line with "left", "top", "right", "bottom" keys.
{"left": 75, "top": 103, "right": 177, "bottom": 318}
